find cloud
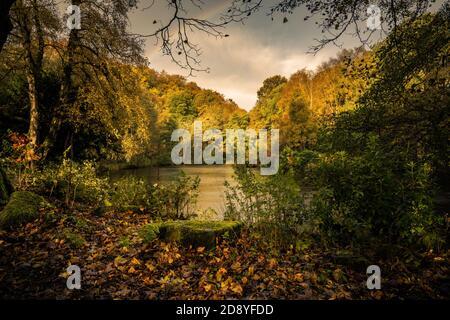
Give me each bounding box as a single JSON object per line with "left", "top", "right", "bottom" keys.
{"left": 136, "top": 3, "right": 360, "bottom": 111}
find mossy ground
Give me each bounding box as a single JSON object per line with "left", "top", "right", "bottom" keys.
{"left": 141, "top": 220, "right": 242, "bottom": 248}
{"left": 0, "top": 191, "right": 47, "bottom": 229}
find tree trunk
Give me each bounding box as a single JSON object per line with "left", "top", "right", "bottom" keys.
{"left": 42, "top": 6, "right": 80, "bottom": 159}
{"left": 16, "top": 0, "right": 44, "bottom": 150}
{"left": 26, "top": 71, "right": 39, "bottom": 146}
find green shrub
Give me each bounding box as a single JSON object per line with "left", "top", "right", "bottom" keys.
{"left": 147, "top": 172, "right": 200, "bottom": 220}
{"left": 31, "top": 159, "right": 109, "bottom": 206}
{"left": 304, "top": 136, "right": 443, "bottom": 248}
{"left": 110, "top": 176, "right": 148, "bottom": 211}
{"left": 110, "top": 172, "right": 200, "bottom": 219}
{"left": 224, "top": 165, "right": 307, "bottom": 247}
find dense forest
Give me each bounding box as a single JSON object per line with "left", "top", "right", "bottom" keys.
{"left": 0, "top": 0, "right": 448, "bottom": 300}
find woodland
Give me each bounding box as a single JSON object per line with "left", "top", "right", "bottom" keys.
{"left": 0, "top": 0, "right": 448, "bottom": 299}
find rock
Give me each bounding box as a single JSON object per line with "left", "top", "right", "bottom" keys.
{"left": 0, "top": 191, "right": 47, "bottom": 229}
{"left": 0, "top": 167, "right": 14, "bottom": 206}
{"left": 140, "top": 220, "right": 242, "bottom": 249}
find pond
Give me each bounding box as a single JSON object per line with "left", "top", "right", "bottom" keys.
{"left": 109, "top": 165, "right": 236, "bottom": 220}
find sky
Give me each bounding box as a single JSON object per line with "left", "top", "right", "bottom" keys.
{"left": 127, "top": 1, "right": 380, "bottom": 110}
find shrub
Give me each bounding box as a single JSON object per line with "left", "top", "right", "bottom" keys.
{"left": 31, "top": 159, "right": 109, "bottom": 207}
{"left": 109, "top": 172, "right": 200, "bottom": 219}
{"left": 224, "top": 165, "right": 307, "bottom": 247}
{"left": 147, "top": 172, "right": 200, "bottom": 220}
{"left": 304, "top": 136, "right": 443, "bottom": 248}
{"left": 110, "top": 176, "right": 148, "bottom": 211}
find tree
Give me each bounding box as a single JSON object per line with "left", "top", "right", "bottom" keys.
{"left": 257, "top": 75, "right": 287, "bottom": 101}
{"left": 41, "top": 0, "right": 145, "bottom": 159}
{"left": 8, "top": 0, "right": 59, "bottom": 149}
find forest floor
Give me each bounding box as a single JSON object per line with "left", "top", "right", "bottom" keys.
{"left": 0, "top": 206, "right": 448, "bottom": 299}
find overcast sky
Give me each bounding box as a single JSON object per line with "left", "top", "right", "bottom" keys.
{"left": 127, "top": 1, "right": 387, "bottom": 110}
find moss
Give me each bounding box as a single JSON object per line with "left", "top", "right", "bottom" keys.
{"left": 142, "top": 220, "right": 242, "bottom": 249}
{"left": 0, "top": 167, "right": 14, "bottom": 206}
{"left": 139, "top": 223, "right": 161, "bottom": 243}
{"left": 118, "top": 236, "right": 131, "bottom": 248}
{"left": 0, "top": 191, "right": 47, "bottom": 229}
{"left": 63, "top": 229, "right": 86, "bottom": 249}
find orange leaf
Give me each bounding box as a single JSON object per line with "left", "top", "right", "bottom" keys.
{"left": 294, "top": 273, "right": 304, "bottom": 282}
{"left": 197, "top": 246, "right": 205, "bottom": 253}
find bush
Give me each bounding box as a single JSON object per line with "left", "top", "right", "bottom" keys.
{"left": 224, "top": 165, "right": 307, "bottom": 247}
{"left": 303, "top": 136, "right": 443, "bottom": 248}
{"left": 31, "top": 159, "right": 109, "bottom": 207}
{"left": 109, "top": 172, "right": 200, "bottom": 219}
{"left": 147, "top": 172, "right": 200, "bottom": 220}
{"left": 110, "top": 176, "right": 148, "bottom": 211}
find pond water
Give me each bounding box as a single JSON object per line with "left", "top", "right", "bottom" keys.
{"left": 109, "top": 165, "right": 236, "bottom": 220}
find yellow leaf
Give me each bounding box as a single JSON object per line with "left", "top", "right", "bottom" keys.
{"left": 204, "top": 283, "right": 212, "bottom": 292}
{"left": 231, "top": 283, "right": 243, "bottom": 295}
{"left": 197, "top": 247, "right": 205, "bottom": 253}
{"left": 145, "top": 262, "right": 155, "bottom": 272}
{"left": 128, "top": 266, "right": 136, "bottom": 274}
{"left": 114, "top": 255, "right": 127, "bottom": 267}
{"left": 231, "top": 261, "right": 241, "bottom": 271}
{"left": 247, "top": 266, "right": 255, "bottom": 276}
{"left": 131, "top": 257, "right": 141, "bottom": 265}
{"left": 216, "top": 267, "right": 227, "bottom": 282}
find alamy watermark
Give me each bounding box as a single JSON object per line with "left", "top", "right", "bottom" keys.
{"left": 66, "top": 264, "right": 81, "bottom": 290}
{"left": 366, "top": 265, "right": 381, "bottom": 290}
{"left": 66, "top": 5, "right": 81, "bottom": 30}
{"left": 171, "top": 121, "right": 279, "bottom": 175}
{"left": 367, "top": 5, "right": 382, "bottom": 30}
